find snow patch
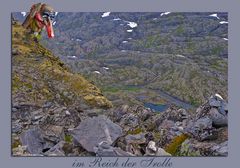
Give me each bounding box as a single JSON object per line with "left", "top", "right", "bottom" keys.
{"left": 121, "top": 50, "right": 126, "bottom": 52}
{"left": 127, "top": 21, "right": 138, "bottom": 28}
{"left": 209, "top": 13, "right": 220, "bottom": 19}
{"left": 153, "top": 18, "right": 158, "bottom": 21}
{"left": 103, "top": 67, "right": 109, "bottom": 70}
{"left": 76, "top": 39, "right": 82, "bottom": 42}
{"left": 21, "top": 12, "right": 27, "bottom": 17}
{"left": 55, "top": 12, "right": 58, "bottom": 16}
{"left": 128, "top": 38, "right": 132, "bottom": 40}
{"left": 93, "top": 71, "right": 101, "bottom": 74}
{"left": 67, "top": 56, "right": 77, "bottom": 59}
{"left": 113, "top": 18, "right": 121, "bottom": 21}
{"left": 122, "top": 41, "right": 128, "bottom": 43}
{"left": 127, "top": 29, "right": 133, "bottom": 32}
{"left": 176, "top": 54, "right": 185, "bottom": 58}
{"left": 102, "top": 12, "right": 111, "bottom": 18}
{"left": 160, "top": 12, "right": 171, "bottom": 16}
{"left": 222, "top": 38, "right": 228, "bottom": 41}
{"left": 53, "top": 21, "right": 56, "bottom": 26}
{"left": 215, "top": 93, "right": 223, "bottom": 100}
{"left": 219, "top": 21, "right": 228, "bottom": 24}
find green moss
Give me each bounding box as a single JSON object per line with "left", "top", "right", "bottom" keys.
{"left": 64, "top": 135, "right": 73, "bottom": 143}
{"left": 12, "top": 139, "right": 21, "bottom": 149}
{"left": 165, "top": 134, "right": 188, "bottom": 155}
{"left": 123, "top": 86, "right": 141, "bottom": 92}
{"left": 153, "top": 131, "right": 161, "bottom": 141}
{"left": 102, "top": 87, "right": 120, "bottom": 93}
{"left": 211, "top": 46, "right": 223, "bottom": 55}
{"left": 12, "top": 74, "right": 21, "bottom": 92}
{"left": 180, "top": 140, "right": 201, "bottom": 156}
{"left": 24, "top": 82, "right": 33, "bottom": 89}
{"left": 127, "top": 127, "right": 144, "bottom": 135}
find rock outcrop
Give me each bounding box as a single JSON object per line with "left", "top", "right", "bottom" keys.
{"left": 69, "top": 115, "right": 123, "bottom": 152}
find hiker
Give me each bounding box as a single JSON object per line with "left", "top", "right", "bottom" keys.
{"left": 22, "top": 3, "right": 55, "bottom": 39}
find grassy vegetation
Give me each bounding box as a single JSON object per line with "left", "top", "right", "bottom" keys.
{"left": 175, "top": 25, "right": 185, "bottom": 35}
{"left": 102, "top": 86, "right": 141, "bottom": 93}
{"left": 12, "top": 21, "right": 112, "bottom": 108}
{"left": 165, "top": 134, "right": 189, "bottom": 155}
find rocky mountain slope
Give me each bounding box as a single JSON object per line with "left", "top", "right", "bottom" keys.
{"left": 11, "top": 14, "right": 228, "bottom": 157}
{"left": 13, "top": 12, "right": 228, "bottom": 108}
{"left": 12, "top": 21, "right": 112, "bottom": 108}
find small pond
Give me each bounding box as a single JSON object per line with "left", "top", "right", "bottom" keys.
{"left": 144, "top": 102, "right": 169, "bottom": 112}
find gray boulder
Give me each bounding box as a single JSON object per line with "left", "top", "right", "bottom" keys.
{"left": 94, "top": 141, "right": 134, "bottom": 156}
{"left": 20, "top": 127, "right": 45, "bottom": 154}
{"left": 208, "top": 95, "right": 228, "bottom": 115}
{"left": 119, "top": 113, "right": 139, "bottom": 128}
{"left": 185, "top": 116, "right": 215, "bottom": 141}
{"left": 40, "top": 124, "right": 65, "bottom": 143}
{"left": 44, "top": 141, "right": 66, "bottom": 156}
{"left": 69, "top": 115, "right": 123, "bottom": 152}
{"left": 125, "top": 133, "right": 146, "bottom": 145}
{"left": 211, "top": 141, "right": 228, "bottom": 156}
{"left": 124, "top": 133, "right": 146, "bottom": 156}
{"left": 208, "top": 108, "right": 228, "bottom": 127}
{"left": 145, "top": 141, "right": 171, "bottom": 156}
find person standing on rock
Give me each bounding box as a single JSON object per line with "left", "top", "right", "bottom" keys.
{"left": 22, "top": 3, "right": 55, "bottom": 40}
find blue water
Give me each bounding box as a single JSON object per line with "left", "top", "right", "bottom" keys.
{"left": 144, "top": 103, "right": 169, "bottom": 112}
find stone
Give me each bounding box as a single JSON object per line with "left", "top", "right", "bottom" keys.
{"left": 119, "top": 113, "right": 139, "bottom": 128}
{"left": 12, "top": 121, "right": 22, "bottom": 133}
{"left": 155, "top": 107, "right": 189, "bottom": 127}
{"left": 69, "top": 115, "right": 123, "bottom": 152}
{"left": 94, "top": 141, "right": 134, "bottom": 156}
{"left": 209, "top": 97, "right": 221, "bottom": 107}
{"left": 180, "top": 139, "right": 201, "bottom": 156}
{"left": 20, "top": 127, "right": 45, "bottom": 154}
{"left": 43, "top": 101, "right": 53, "bottom": 108}
{"left": 211, "top": 141, "right": 228, "bottom": 156}
{"left": 145, "top": 141, "right": 171, "bottom": 156}
{"left": 208, "top": 108, "right": 228, "bottom": 127}
{"left": 194, "top": 117, "right": 212, "bottom": 129}
{"left": 12, "top": 107, "right": 17, "bottom": 112}
{"left": 146, "top": 141, "right": 157, "bottom": 152}
{"left": 177, "top": 108, "right": 189, "bottom": 120}
{"left": 40, "top": 125, "right": 65, "bottom": 142}
{"left": 133, "top": 105, "right": 153, "bottom": 121}
{"left": 180, "top": 138, "right": 227, "bottom": 156}
{"left": 155, "top": 147, "right": 172, "bottom": 156}
{"left": 12, "top": 145, "right": 28, "bottom": 156}
{"left": 65, "top": 110, "right": 71, "bottom": 115}
{"left": 185, "top": 117, "right": 215, "bottom": 141}
{"left": 208, "top": 95, "right": 228, "bottom": 115}
{"left": 125, "top": 133, "right": 146, "bottom": 145}
{"left": 124, "top": 133, "right": 146, "bottom": 156}
{"left": 44, "top": 141, "right": 66, "bottom": 156}
{"left": 158, "top": 120, "right": 175, "bottom": 130}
